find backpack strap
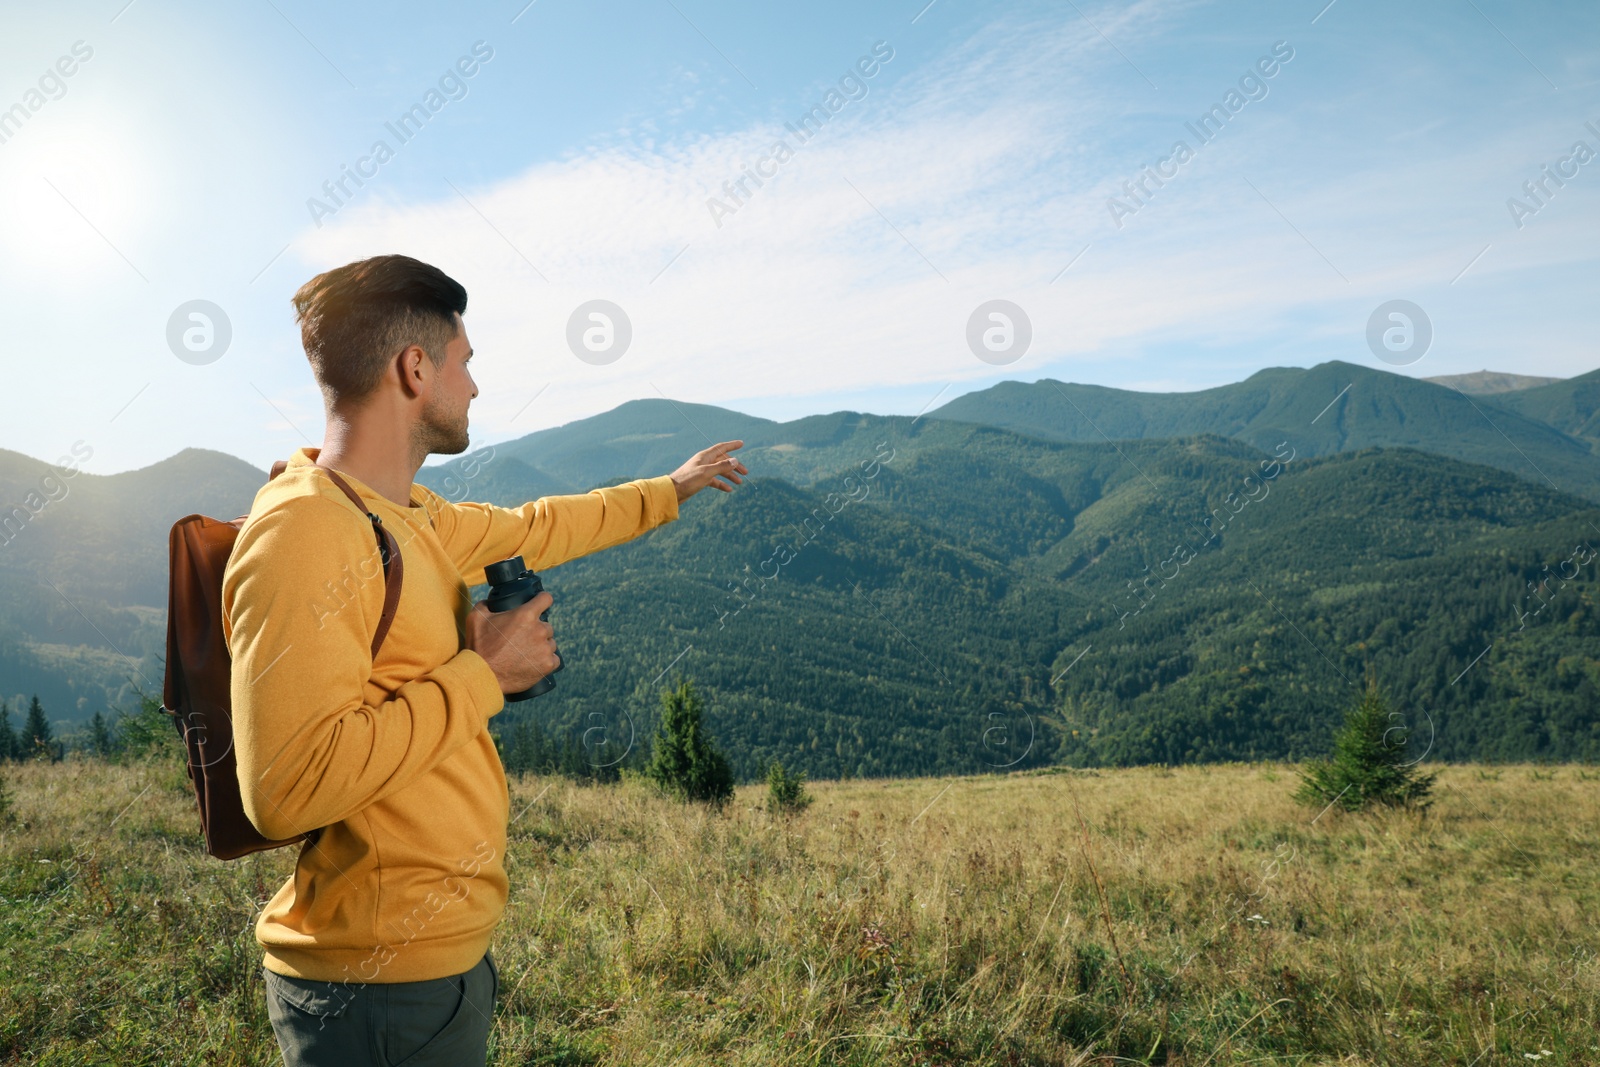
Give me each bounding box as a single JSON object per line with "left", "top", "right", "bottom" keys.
{"left": 267, "top": 459, "right": 404, "bottom": 658}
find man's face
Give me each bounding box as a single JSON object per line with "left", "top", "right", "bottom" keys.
{"left": 417, "top": 313, "right": 477, "bottom": 457}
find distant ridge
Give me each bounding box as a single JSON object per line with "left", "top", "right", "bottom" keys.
{"left": 929, "top": 361, "right": 1600, "bottom": 501}
{"left": 1480, "top": 368, "right": 1600, "bottom": 447}
{"left": 1424, "top": 370, "right": 1564, "bottom": 395}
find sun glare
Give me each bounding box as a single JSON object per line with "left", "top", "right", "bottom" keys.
{"left": 0, "top": 120, "right": 155, "bottom": 278}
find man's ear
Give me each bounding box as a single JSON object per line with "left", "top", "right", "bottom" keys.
{"left": 397, "top": 344, "right": 430, "bottom": 400}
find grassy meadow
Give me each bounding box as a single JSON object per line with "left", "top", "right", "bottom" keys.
{"left": 0, "top": 757, "right": 1593, "bottom": 1066}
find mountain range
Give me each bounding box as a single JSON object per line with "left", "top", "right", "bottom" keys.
{"left": 1421, "top": 371, "right": 1563, "bottom": 395}
{"left": 4, "top": 360, "right": 1599, "bottom": 776}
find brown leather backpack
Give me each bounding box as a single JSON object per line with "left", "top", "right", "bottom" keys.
{"left": 162, "top": 461, "right": 403, "bottom": 859}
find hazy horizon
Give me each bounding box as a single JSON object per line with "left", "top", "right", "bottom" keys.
{"left": 5, "top": 357, "right": 1586, "bottom": 477}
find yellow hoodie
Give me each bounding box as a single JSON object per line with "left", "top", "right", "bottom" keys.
{"left": 221, "top": 446, "right": 679, "bottom": 983}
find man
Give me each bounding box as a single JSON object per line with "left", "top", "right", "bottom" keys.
{"left": 221, "top": 254, "right": 747, "bottom": 1065}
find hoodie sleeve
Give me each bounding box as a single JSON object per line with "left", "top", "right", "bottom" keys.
{"left": 419, "top": 475, "right": 680, "bottom": 587}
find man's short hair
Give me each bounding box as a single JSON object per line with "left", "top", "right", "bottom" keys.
{"left": 292, "top": 255, "right": 468, "bottom": 406}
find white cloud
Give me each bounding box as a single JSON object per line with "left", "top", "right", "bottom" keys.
{"left": 281, "top": 4, "right": 1597, "bottom": 457}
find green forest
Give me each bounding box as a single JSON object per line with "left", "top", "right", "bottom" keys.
{"left": 478, "top": 430, "right": 1600, "bottom": 780}
{"left": 5, "top": 361, "right": 1600, "bottom": 782}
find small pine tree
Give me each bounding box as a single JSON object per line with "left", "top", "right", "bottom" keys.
{"left": 502, "top": 718, "right": 550, "bottom": 777}
{"left": 0, "top": 767, "right": 12, "bottom": 824}
{"left": 23, "top": 695, "right": 54, "bottom": 762}
{"left": 644, "top": 679, "right": 734, "bottom": 808}
{"left": 557, "top": 728, "right": 587, "bottom": 781}
{"left": 1294, "top": 678, "right": 1436, "bottom": 812}
{"left": 0, "top": 701, "right": 16, "bottom": 762}
{"left": 89, "top": 711, "right": 113, "bottom": 758}
{"left": 113, "top": 692, "right": 180, "bottom": 761}
{"left": 765, "top": 760, "right": 813, "bottom": 815}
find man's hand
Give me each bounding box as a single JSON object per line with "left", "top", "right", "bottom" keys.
{"left": 464, "top": 591, "right": 560, "bottom": 695}
{"left": 669, "top": 440, "right": 748, "bottom": 504}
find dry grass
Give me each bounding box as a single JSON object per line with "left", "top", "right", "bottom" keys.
{"left": 0, "top": 758, "right": 1594, "bottom": 1065}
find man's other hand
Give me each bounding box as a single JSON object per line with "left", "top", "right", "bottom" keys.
{"left": 465, "top": 591, "right": 559, "bottom": 695}
{"left": 669, "top": 440, "right": 748, "bottom": 504}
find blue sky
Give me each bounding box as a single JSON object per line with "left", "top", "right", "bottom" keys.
{"left": 2, "top": 0, "right": 1598, "bottom": 474}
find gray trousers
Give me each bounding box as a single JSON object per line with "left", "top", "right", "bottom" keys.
{"left": 263, "top": 953, "right": 497, "bottom": 1066}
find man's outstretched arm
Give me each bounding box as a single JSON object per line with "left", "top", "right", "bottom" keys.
{"left": 427, "top": 440, "right": 748, "bottom": 584}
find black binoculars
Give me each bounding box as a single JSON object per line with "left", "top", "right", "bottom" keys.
{"left": 483, "top": 555, "right": 564, "bottom": 700}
